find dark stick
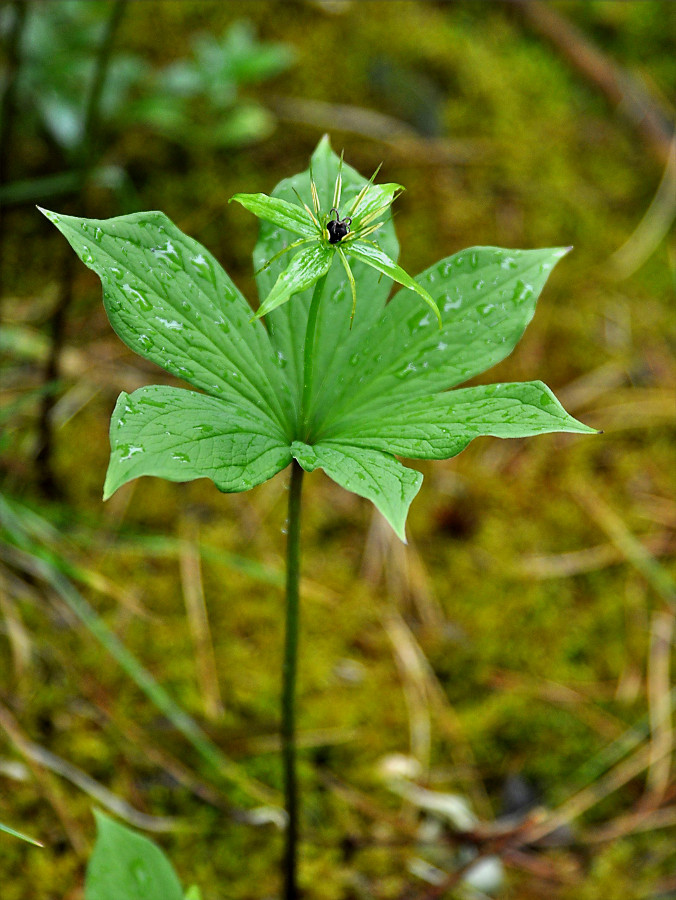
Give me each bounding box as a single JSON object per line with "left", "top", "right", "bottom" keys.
{"left": 35, "top": 251, "right": 74, "bottom": 496}
{"left": 0, "top": 0, "right": 29, "bottom": 313}
{"left": 36, "top": 0, "right": 127, "bottom": 494}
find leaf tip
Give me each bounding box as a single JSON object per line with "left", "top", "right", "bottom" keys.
{"left": 102, "top": 474, "right": 117, "bottom": 502}
{"left": 38, "top": 206, "right": 59, "bottom": 224}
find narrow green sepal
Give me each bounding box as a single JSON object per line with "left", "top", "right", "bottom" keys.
{"left": 256, "top": 244, "right": 333, "bottom": 318}
{"left": 345, "top": 240, "right": 442, "bottom": 328}
{"left": 230, "top": 193, "right": 316, "bottom": 238}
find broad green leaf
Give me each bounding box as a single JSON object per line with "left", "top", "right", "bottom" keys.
{"left": 321, "top": 381, "right": 597, "bottom": 457}
{"left": 344, "top": 239, "right": 441, "bottom": 327}
{"left": 104, "top": 385, "right": 292, "bottom": 498}
{"left": 39, "top": 208, "right": 293, "bottom": 433}
{"left": 314, "top": 247, "right": 569, "bottom": 434}
{"left": 254, "top": 136, "right": 400, "bottom": 424}
{"left": 291, "top": 440, "right": 422, "bottom": 543}
{"left": 85, "top": 810, "right": 183, "bottom": 900}
{"left": 0, "top": 821, "right": 42, "bottom": 847}
{"left": 230, "top": 192, "right": 316, "bottom": 237}
{"left": 256, "top": 243, "right": 333, "bottom": 318}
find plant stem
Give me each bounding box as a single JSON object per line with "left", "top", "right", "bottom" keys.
{"left": 282, "top": 459, "right": 304, "bottom": 899}
{"left": 301, "top": 272, "right": 329, "bottom": 438}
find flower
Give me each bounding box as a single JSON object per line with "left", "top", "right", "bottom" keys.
{"left": 231, "top": 154, "right": 441, "bottom": 327}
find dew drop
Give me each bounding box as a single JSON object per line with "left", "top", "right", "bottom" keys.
{"left": 122, "top": 283, "right": 152, "bottom": 311}
{"left": 120, "top": 445, "right": 144, "bottom": 461}
{"left": 156, "top": 317, "right": 183, "bottom": 331}
{"left": 443, "top": 292, "right": 462, "bottom": 312}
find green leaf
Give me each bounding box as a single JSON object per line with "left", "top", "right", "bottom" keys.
{"left": 344, "top": 239, "right": 441, "bottom": 327}
{"left": 104, "top": 385, "right": 292, "bottom": 499}
{"left": 314, "top": 247, "right": 569, "bottom": 433}
{"left": 184, "top": 888, "right": 203, "bottom": 900}
{"left": 254, "top": 136, "right": 400, "bottom": 423}
{"left": 39, "top": 208, "right": 293, "bottom": 433}
{"left": 230, "top": 192, "right": 316, "bottom": 237}
{"left": 256, "top": 243, "right": 333, "bottom": 318}
{"left": 322, "top": 381, "right": 597, "bottom": 456}
{"left": 85, "top": 811, "right": 183, "bottom": 900}
{"left": 291, "top": 440, "right": 422, "bottom": 543}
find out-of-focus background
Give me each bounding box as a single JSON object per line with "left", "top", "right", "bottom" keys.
{"left": 1, "top": 1, "right": 675, "bottom": 897}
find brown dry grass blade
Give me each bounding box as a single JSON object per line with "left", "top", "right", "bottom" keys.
{"left": 179, "top": 517, "right": 224, "bottom": 722}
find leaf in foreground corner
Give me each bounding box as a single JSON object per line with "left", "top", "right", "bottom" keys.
{"left": 85, "top": 811, "right": 183, "bottom": 900}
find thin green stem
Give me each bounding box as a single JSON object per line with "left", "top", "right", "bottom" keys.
{"left": 301, "top": 271, "right": 329, "bottom": 438}
{"left": 282, "top": 459, "right": 304, "bottom": 900}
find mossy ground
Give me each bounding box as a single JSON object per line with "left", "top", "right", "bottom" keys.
{"left": 1, "top": 1, "right": 675, "bottom": 898}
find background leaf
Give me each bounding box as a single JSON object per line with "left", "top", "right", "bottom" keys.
{"left": 311, "top": 247, "right": 570, "bottom": 436}
{"left": 253, "top": 136, "right": 400, "bottom": 431}
{"left": 85, "top": 811, "right": 184, "bottom": 900}
{"left": 104, "top": 385, "right": 292, "bottom": 498}
{"left": 40, "top": 208, "right": 293, "bottom": 433}
{"left": 291, "top": 440, "right": 422, "bottom": 542}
